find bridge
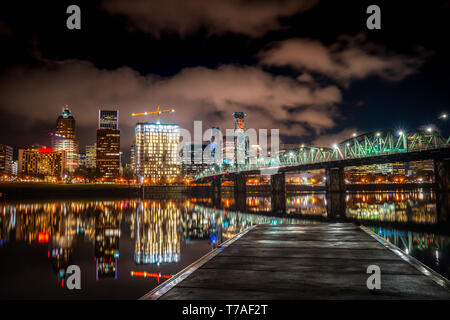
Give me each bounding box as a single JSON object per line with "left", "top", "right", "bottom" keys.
{"left": 195, "top": 129, "right": 450, "bottom": 198}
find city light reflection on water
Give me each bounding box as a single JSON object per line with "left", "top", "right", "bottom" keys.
{"left": 0, "top": 198, "right": 310, "bottom": 299}
{"left": 0, "top": 190, "right": 449, "bottom": 299}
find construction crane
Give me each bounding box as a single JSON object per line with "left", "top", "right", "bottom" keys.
{"left": 131, "top": 105, "right": 175, "bottom": 124}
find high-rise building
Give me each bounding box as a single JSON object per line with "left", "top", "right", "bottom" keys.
{"left": 130, "top": 144, "right": 136, "bottom": 174}
{"left": 97, "top": 110, "right": 120, "bottom": 180}
{"left": 56, "top": 105, "right": 76, "bottom": 139}
{"left": 0, "top": 144, "right": 13, "bottom": 175}
{"left": 85, "top": 143, "right": 97, "bottom": 168}
{"left": 408, "top": 160, "right": 434, "bottom": 175}
{"left": 181, "top": 143, "right": 209, "bottom": 178}
{"left": 135, "top": 122, "right": 180, "bottom": 180}
{"left": 12, "top": 160, "right": 18, "bottom": 176}
{"left": 233, "top": 112, "right": 249, "bottom": 165}
{"left": 51, "top": 106, "right": 79, "bottom": 173}
{"left": 18, "top": 146, "right": 66, "bottom": 178}
{"left": 78, "top": 153, "right": 86, "bottom": 167}
{"left": 222, "top": 135, "right": 235, "bottom": 165}
{"left": 98, "top": 110, "right": 119, "bottom": 130}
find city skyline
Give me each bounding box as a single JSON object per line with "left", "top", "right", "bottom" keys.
{"left": 0, "top": 1, "right": 449, "bottom": 157}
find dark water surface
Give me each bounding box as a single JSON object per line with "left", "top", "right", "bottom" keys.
{"left": 0, "top": 190, "right": 449, "bottom": 299}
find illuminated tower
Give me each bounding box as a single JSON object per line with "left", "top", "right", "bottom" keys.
{"left": 135, "top": 122, "right": 180, "bottom": 181}
{"left": 0, "top": 144, "right": 13, "bottom": 175}
{"left": 96, "top": 110, "right": 120, "bottom": 180}
{"left": 56, "top": 105, "right": 76, "bottom": 139}
{"left": 233, "top": 112, "right": 249, "bottom": 165}
{"left": 52, "top": 106, "right": 79, "bottom": 173}
{"left": 132, "top": 106, "right": 180, "bottom": 181}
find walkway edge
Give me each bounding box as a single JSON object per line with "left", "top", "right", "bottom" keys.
{"left": 361, "top": 225, "right": 450, "bottom": 290}
{"left": 138, "top": 225, "right": 257, "bottom": 300}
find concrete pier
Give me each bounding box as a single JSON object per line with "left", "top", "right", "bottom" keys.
{"left": 144, "top": 223, "right": 450, "bottom": 300}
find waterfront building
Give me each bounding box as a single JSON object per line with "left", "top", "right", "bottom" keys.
{"left": 78, "top": 153, "right": 86, "bottom": 167}
{"left": 130, "top": 144, "right": 136, "bottom": 174}
{"left": 96, "top": 110, "right": 120, "bottom": 180}
{"left": 85, "top": 143, "right": 97, "bottom": 168}
{"left": 233, "top": 112, "right": 249, "bottom": 165}
{"left": 18, "top": 146, "right": 66, "bottom": 178}
{"left": 408, "top": 160, "right": 434, "bottom": 175}
{"left": 222, "top": 135, "right": 235, "bottom": 165}
{"left": 0, "top": 144, "right": 13, "bottom": 175}
{"left": 135, "top": 122, "right": 180, "bottom": 180}
{"left": 98, "top": 110, "right": 119, "bottom": 130}
{"left": 180, "top": 143, "right": 209, "bottom": 178}
{"left": 51, "top": 106, "right": 79, "bottom": 173}
{"left": 12, "top": 160, "right": 18, "bottom": 176}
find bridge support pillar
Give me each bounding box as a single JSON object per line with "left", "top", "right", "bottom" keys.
{"left": 271, "top": 173, "right": 286, "bottom": 194}
{"left": 434, "top": 159, "right": 450, "bottom": 191}
{"left": 325, "top": 167, "right": 345, "bottom": 192}
{"left": 271, "top": 173, "right": 286, "bottom": 215}
{"left": 234, "top": 175, "right": 247, "bottom": 196}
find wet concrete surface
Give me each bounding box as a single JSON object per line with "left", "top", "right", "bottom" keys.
{"left": 157, "top": 223, "right": 450, "bottom": 300}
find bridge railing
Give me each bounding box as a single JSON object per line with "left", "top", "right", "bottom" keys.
{"left": 197, "top": 143, "right": 450, "bottom": 179}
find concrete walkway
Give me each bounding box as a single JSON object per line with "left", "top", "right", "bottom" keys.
{"left": 147, "top": 223, "right": 450, "bottom": 300}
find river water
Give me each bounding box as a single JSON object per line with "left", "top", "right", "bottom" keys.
{"left": 0, "top": 189, "right": 449, "bottom": 299}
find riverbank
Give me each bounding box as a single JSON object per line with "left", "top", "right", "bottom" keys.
{"left": 0, "top": 182, "right": 437, "bottom": 200}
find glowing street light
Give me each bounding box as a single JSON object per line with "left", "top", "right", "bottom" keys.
{"left": 352, "top": 133, "right": 357, "bottom": 137}
{"left": 440, "top": 113, "right": 447, "bottom": 119}
{"left": 398, "top": 130, "right": 404, "bottom": 135}
{"left": 426, "top": 127, "right": 433, "bottom": 132}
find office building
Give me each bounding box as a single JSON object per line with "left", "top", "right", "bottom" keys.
{"left": 78, "top": 153, "right": 86, "bottom": 167}
{"left": 96, "top": 110, "right": 120, "bottom": 180}
{"left": 233, "top": 112, "right": 249, "bottom": 165}
{"left": 51, "top": 106, "right": 79, "bottom": 173}
{"left": 180, "top": 143, "right": 209, "bottom": 178}
{"left": 135, "top": 122, "right": 180, "bottom": 180}
{"left": 18, "top": 146, "right": 66, "bottom": 178}
{"left": 98, "top": 110, "right": 119, "bottom": 130}
{"left": 85, "top": 143, "right": 97, "bottom": 168}
{"left": 0, "top": 144, "right": 13, "bottom": 175}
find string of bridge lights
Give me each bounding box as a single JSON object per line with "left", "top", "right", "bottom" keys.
{"left": 329, "top": 112, "right": 449, "bottom": 149}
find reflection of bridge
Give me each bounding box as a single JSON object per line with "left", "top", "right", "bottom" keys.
{"left": 196, "top": 130, "right": 450, "bottom": 213}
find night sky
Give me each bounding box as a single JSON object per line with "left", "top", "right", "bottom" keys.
{"left": 1, "top": 0, "right": 449, "bottom": 162}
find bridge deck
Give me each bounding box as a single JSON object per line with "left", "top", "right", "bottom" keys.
{"left": 145, "top": 223, "right": 450, "bottom": 300}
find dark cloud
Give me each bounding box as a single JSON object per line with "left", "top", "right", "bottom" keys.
{"left": 0, "top": 60, "right": 342, "bottom": 150}
{"left": 259, "top": 33, "right": 429, "bottom": 85}
{"left": 311, "top": 128, "right": 359, "bottom": 147}
{"left": 101, "top": 0, "right": 319, "bottom": 37}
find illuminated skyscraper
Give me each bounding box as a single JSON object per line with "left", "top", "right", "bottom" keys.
{"left": 0, "top": 144, "right": 13, "bottom": 175}
{"left": 97, "top": 110, "right": 120, "bottom": 180}
{"left": 135, "top": 122, "right": 180, "bottom": 180}
{"left": 130, "top": 144, "right": 136, "bottom": 173}
{"left": 181, "top": 143, "right": 208, "bottom": 177}
{"left": 51, "top": 106, "right": 79, "bottom": 173}
{"left": 56, "top": 105, "right": 76, "bottom": 139}
{"left": 85, "top": 143, "right": 97, "bottom": 168}
{"left": 98, "top": 110, "right": 119, "bottom": 130}
{"left": 18, "top": 146, "right": 66, "bottom": 178}
{"left": 233, "top": 112, "right": 249, "bottom": 165}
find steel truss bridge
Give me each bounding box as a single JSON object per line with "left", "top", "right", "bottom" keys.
{"left": 196, "top": 129, "right": 450, "bottom": 183}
